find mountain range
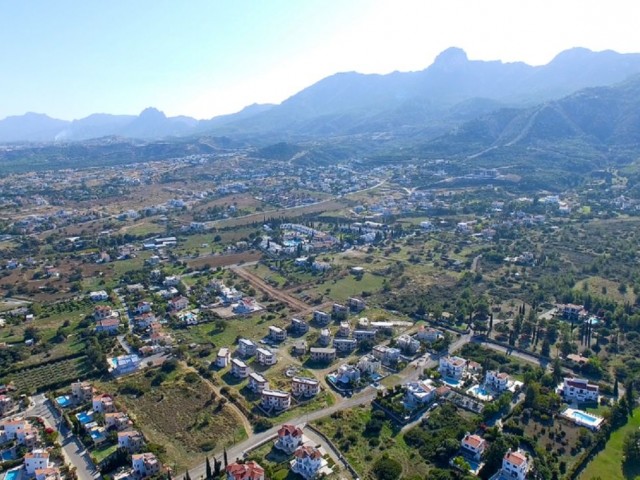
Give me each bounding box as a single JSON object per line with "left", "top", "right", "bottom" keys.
{"left": 3, "top": 47, "right": 640, "bottom": 143}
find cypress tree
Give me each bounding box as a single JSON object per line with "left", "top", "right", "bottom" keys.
{"left": 205, "top": 457, "right": 212, "bottom": 480}
{"left": 223, "top": 448, "right": 228, "bottom": 468}
{"left": 627, "top": 381, "right": 635, "bottom": 416}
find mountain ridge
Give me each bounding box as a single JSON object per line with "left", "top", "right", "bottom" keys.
{"left": 3, "top": 47, "right": 640, "bottom": 143}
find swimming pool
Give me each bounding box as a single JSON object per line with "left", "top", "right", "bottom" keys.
{"left": 283, "top": 239, "right": 302, "bottom": 247}
{"left": 467, "top": 385, "right": 494, "bottom": 401}
{"left": 562, "top": 408, "right": 603, "bottom": 430}
{"left": 4, "top": 467, "right": 21, "bottom": 480}
{"left": 90, "top": 430, "right": 106, "bottom": 442}
{"left": 76, "top": 411, "right": 93, "bottom": 425}
{"left": 1, "top": 449, "right": 14, "bottom": 461}
{"left": 441, "top": 376, "right": 462, "bottom": 388}
{"left": 56, "top": 395, "right": 71, "bottom": 408}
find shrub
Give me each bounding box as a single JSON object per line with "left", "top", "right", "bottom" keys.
{"left": 372, "top": 454, "right": 402, "bottom": 480}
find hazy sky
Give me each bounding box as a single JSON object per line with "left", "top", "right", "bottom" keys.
{"left": 2, "top": 0, "right": 639, "bottom": 120}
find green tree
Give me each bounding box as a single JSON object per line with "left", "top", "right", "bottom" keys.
{"left": 623, "top": 430, "right": 640, "bottom": 464}
{"left": 372, "top": 455, "right": 402, "bottom": 480}
{"left": 541, "top": 339, "right": 551, "bottom": 357}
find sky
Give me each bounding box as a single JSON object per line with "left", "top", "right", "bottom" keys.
{"left": 1, "top": 0, "right": 640, "bottom": 120}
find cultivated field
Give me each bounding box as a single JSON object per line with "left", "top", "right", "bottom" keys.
{"left": 8, "top": 356, "right": 93, "bottom": 393}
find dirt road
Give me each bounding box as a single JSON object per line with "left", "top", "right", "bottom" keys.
{"left": 231, "top": 265, "right": 310, "bottom": 312}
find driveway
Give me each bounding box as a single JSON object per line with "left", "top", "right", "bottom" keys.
{"left": 28, "top": 394, "right": 99, "bottom": 480}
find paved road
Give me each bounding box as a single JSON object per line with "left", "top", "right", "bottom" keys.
{"left": 185, "top": 331, "right": 472, "bottom": 478}
{"left": 27, "top": 394, "right": 99, "bottom": 480}
{"left": 186, "top": 389, "right": 376, "bottom": 479}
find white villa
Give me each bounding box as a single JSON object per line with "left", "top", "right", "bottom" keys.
{"left": 491, "top": 450, "right": 530, "bottom": 480}
{"left": 92, "top": 394, "right": 115, "bottom": 413}
{"left": 416, "top": 326, "right": 442, "bottom": 343}
{"left": 291, "top": 376, "right": 320, "bottom": 398}
{"left": 357, "top": 354, "right": 381, "bottom": 374}
{"left": 275, "top": 424, "right": 304, "bottom": 454}
{"left": 290, "top": 445, "right": 330, "bottom": 480}
{"left": 118, "top": 430, "right": 145, "bottom": 452}
{"left": 439, "top": 355, "right": 467, "bottom": 380}
{"left": 237, "top": 338, "right": 257, "bottom": 357}
{"left": 25, "top": 450, "right": 50, "bottom": 475}
{"left": 396, "top": 334, "right": 420, "bottom": 354}
{"left": 261, "top": 389, "right": 291, "bottom": 411}
{"left": 460, "top": 433, "right": 486, "bottom": 461}
{"left": 310, "top": 347, "right": 336, "bottom": 363}
{"left": 404, "top": 381, "right": 436, "bottom": 409}
{"left": 485, "top": 371, "right": 512, "bottom": 392}
{"left": 249, "top": 372, "right": 269, "bottom": 393}
{"left": 291, "top": 318, "right": 309, "bottom": 334}
{"left": 333, "top": 338, "right": 357, "bottom": 353}
{"left": 226, "top": 461, "right": 264, "bottom": 480}
{"left": 312, "top": 311, "right": 331, "bottom": 326}
{"left": 256, "top": 347, "right": 277, "bottom": 366}
{"left": 561, "top": 377, "right": 599, "bottom": 403}
{"left": 373, "top": 345, "right": 401, "bottom": 365}
{"left": 132, "top": 452, "right": 161, "bottom": 479}
{"left": 216, "top": 347, "right": 231, "bottom": 368}
{"left": 269, "top": 326, "right": 287, "bottom": 342}
{"left": 231, "top": 358, "right": 249, "bottom": 378}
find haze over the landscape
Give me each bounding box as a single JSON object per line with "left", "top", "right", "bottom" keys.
{"left": 5, "top": 3, "right": 640, "bottom": 480}
{"left": 2, "top": 0, "right": 640, "bottom": 121}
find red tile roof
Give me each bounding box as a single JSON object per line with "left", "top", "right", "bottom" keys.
{"left": 462, "top": 434, "right": 485, "bottom": 449}
{"left": 225, "top": 461, "right": 264, "bottom": 479}
{"left": 293, "top": 445, "right": 322, "bottom": 459}
{"left": 505, "top": 450, "right": 527, "bottom": 466}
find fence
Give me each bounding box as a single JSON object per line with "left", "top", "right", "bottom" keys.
{"left": 305, "top": 424, "right": 360, "bottom": 480}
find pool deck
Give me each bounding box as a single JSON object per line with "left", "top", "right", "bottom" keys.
{"left": 561, "top": 407, "right": 604, "bottom": 430}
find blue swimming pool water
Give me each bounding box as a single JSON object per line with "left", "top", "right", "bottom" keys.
{"left": 370, "top": 372, "right": 383, "bottom": 381}
{"left": 327, "top": 374, "right": 337, "bottom": 383}
{"left": 5, "top": 468, "right": 20, "bottom": 480}
{"left": 469, "top": 385, "right": 491, "bottom": 396}
{"left": 1, "top": 450, "right": 14, "bottom": 461}
{"left": 76, "top": 412, "right": 93, "bottom": 424}
{"left": 90, "top": 430, "right": 105, "bottom": 441}
{"left": 441, "top": 376, "right": 462, "bottom": 387}
{"left": 572, "top": 411, "right": 598, "bottom": 424}
{"left": 56, "top": 395, "right": 71, "bottom": 407}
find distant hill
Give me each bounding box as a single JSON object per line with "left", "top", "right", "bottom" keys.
{"left": 2, "top": 47, "right": 640, "bottom": 143}
{"left": 0, "top": 113, "right": 69, "bottom": 142}
{"left": 426, "top": 74, "right": 640, "bottom": 154}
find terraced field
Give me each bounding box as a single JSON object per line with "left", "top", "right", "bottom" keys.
{"left": 8, "top": 356, "right": 93, "bottom": 393}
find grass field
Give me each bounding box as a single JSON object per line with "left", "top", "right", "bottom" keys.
{"left": 172, "top": 313, "right": 288, "bottom": 354}
{"left": 574, "top": 276, "right": 637, "bottom": 305}
{"left": 115, "top": 365, "right": 247, "bottom": 472}
{"left": 307, "top": 273, "right": 385, "bottom": 303}
{"left": 580, "top": 407, "right": 640, "bottom": 480}
{"left": 91, "top": 443, "right": 118, "bottom": 463}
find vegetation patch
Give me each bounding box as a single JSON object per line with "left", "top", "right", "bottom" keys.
{"left": 114, "top": 364, "right": 246, "bottom": 472}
